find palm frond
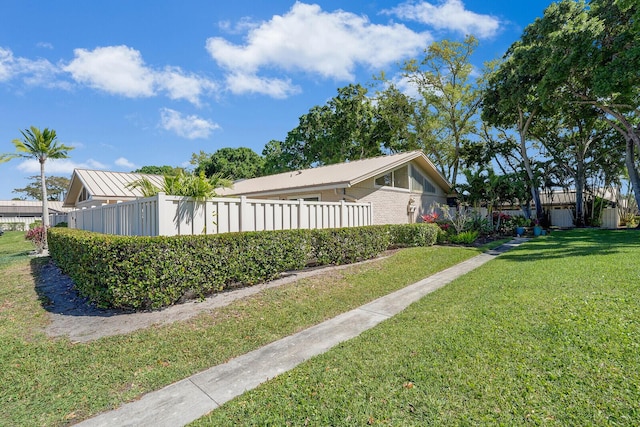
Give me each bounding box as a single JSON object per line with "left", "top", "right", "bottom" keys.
{"left": 126, "top": 177, "right": 161, "bottom": 197}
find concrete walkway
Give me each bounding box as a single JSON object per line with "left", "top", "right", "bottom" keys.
{"left": 77, "top": 239, "right": 525, "bottom": 427}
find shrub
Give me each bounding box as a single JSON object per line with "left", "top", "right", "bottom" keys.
{"left": 510, "top": 215, "right": 531, "bottom": 227}
{"left": 312, "top": 226, "right": 391, "bottom": 265}
{"left": 1, "top": 222, "right": 25, "bottom": 231}
{"left": 48, "top": 228, "right": 312, "bottom": 309}
{"left": 53, "top": 222, "right": 68, "bottom": 227}
{"left": 25, "top": 225, "right": 47, "bottom": 252}
{"left": 29, "top": 220, "right": 42, "bottom": 230}
{"left": 389, "top": 223, "right": 439, "bottom": 248}
{"left": 48, "top": 224, "right": 439, "bottom": 310}
{"left": 449, "top": 230, "right": 479, "bottom": 245}
{"left": 468, "top": 214, "right": 493, "bottom": 235}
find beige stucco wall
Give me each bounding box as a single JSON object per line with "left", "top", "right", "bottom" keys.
{"left": 250, "top": 160, "right": 448, "bottom": 225}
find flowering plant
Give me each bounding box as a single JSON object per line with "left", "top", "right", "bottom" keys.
{"left": 421, "top": 212, "right": 440, "bottom": 223}
{"left": 492, "top": 212, "right": 511, "bottom": 222}
{"left": 25, "top": 226, "right": 47, "bottom": 253}
{"left": 439, "top": 222, "right": 451, "bottom": 231}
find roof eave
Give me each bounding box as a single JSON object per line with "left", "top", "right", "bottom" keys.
{"left": 226, "top": 182, "right": 352, "bottom": 198}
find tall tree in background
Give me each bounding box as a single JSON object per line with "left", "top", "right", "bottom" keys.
{"left": 531, "top": 103, "right": 623, "bottom": 226}
{"left": 13, "top": 175, "right": 70, "bottom": 201}
{"left": 481, "top": 1, "right": 570, "bottom": 221}
{"left": 372, "top": 81, "right": 420, "bottom": 154}
{"left": 133, "top": 165, "right": 183, "bottom": 176}
{"left": 402, "top": 36, "right": 483, "bottom": 186}
{"left": 263, "top": 83, "right": 415, "bottom": 173}
{"left": 488, "top": 0, "right": 639, "bottom": 214}
{"left": 554, "top": 0, "right": 640, "bottom": 209}
{"left": 7, "top": 127, "right": 73, "bottom": 251}
{"left": 195, "top": 147, "right": 265, "bottom": 180}
{"left": 262, "top": 140, "right": 290, "bottom": 175}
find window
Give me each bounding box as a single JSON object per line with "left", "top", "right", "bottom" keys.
{"left": 375, "top": 172, "right": 392, "bottom": 187}
{"left": 410, "top": 165, "right": 436, "bottom": 194}
{"left": 375, "top": 165, "right": 437, "bottom": 194}
{"left": 287, "top": 194, "right": 320, "bottom": 201}
{"left": 79, "top": 188, "right": 89, "bottom": 203}
{"left": 375, "top": 167, "right": 409, "bottom": 189}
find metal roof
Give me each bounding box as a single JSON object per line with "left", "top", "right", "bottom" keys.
{"left": 63, "top": 169, "right": 165, "bottom": 207}
{"left": 218, "top": 150, "right": 452, "bottom": 197}
{"left": 61, "top": 152, "right": 452, "bottom": 207}
{"left": 0, "top": 200, "right": 70, "bottom": 215}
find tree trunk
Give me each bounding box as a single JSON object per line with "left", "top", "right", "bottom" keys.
{"left": 517, "top": 107, "right": 543, "bottom": 220}
{"left": 597, "top": 105, "right": 640, "bottom": 214}
{"left": 624, "top": 137, "right": 640, "bottom": 215}
{"left": 575, "top": 160, "right": 585, "bottom": 227}
{"left": 40, "top": 159, "right": 49, "bottom": 252}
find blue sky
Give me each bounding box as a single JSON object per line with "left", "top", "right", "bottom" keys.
{"left": 0, "top": 0, "right": 556, "bottom": 200}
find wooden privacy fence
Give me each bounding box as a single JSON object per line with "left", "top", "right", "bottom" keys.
{"left": 68, "top": 193, "right": 373, "bottom": 236}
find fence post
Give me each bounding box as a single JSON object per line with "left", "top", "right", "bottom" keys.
{"left": 340, "top": 200, "right": 347, "bottom": 228}
{"left": 156, "top": 192, "right": 168, "bottom": 236}
{"left": 239, "top": 196, "right": 247, "bottom": 232}
{"left": 297, "top": 199, "right": 305, "bottom": 230}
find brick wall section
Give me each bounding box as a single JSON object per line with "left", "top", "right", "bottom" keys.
{"left": 349, "top": 180, "right": 446, "bottom": 224}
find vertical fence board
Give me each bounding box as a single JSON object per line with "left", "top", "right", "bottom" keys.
{"left": 68, "top": 196, "right": 373, "bottom": 236}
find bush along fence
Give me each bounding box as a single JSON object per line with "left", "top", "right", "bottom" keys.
{"left": 67, "top": 193, "right": 373, "bottom": 237}
{"left": 48, "top": 224, "right": 439, "bottom": 310}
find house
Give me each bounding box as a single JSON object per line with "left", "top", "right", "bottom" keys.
{"left": 217, "top": 150, "right": 452, "bottom": 225}
{"left": 0, "top": 200, "right": 72, "bottom": 230}
{"left": 63, "top": 169, "right": 165, "bottom": 209}
{"left": 63, "top": 151, "right": 452, "bottom": 226}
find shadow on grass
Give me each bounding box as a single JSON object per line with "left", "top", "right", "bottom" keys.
{"left": 0, "top": 250, "right": 32, "bottom": 268}
{"left": 499, "top": 228, "right": 640, "bottom": 262}
{"left": 31, "top": 257, "right": 131, "bottom": 318}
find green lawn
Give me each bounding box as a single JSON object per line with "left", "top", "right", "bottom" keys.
{"left": 0, "top": 230, "right": 34, "bottom": 268}
{"left": 193, "top": 229, "right": 640, "bottom": 426}
{"left": 0, "top": 236, "right": 482, "bottom": 426}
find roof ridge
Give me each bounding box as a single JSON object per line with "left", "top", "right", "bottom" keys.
{"left": 249, "top": 150, "right": 422, "bottom": 181}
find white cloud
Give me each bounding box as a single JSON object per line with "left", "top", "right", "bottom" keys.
{"left": 0, "top": 47, "right": 13, "bottom": 81}
{"left": 218, "top": 17, "right": 260, "bottom": 35}
{"left": 206, "top": 2, "right": 431, "bottom": 96}
{"left": 156, "top": 66, "right": 218, "bottom": 106}
{"left": 386, "top": 0, "right": 501, "bottom": 39}
{"left": 115, "top": 157, "right": 137, "bottom": 169}
{"left": 64, "top": 45, "right": 217, "bottom": 105}
{"left": 16, "top": 158, "right": 108, "bottom": 174}
{"left": 225, "top": 72, "right": 300, "bottom": 98}
{"left": 37, "top": 42, "right": 54, "bottom": 49}
{"left": 0, "top": 47, "right": 66, "bottom": 87}
{"left": 17, "top": 57, "right": 67, "bottom": 88}
{"left": 64, "top": 45, "right": 156, "bottom": 97}
{"left": 159, "top": 108, "right": 220, "bottom": 139}
{"left": 387, "top": 73, "right": 422, "bottom": 100}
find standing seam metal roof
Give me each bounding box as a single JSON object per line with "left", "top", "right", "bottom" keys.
{"left": 64, "top": 169, "right": 166, "bottom": 207}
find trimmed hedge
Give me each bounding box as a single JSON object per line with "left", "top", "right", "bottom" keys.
{"left": 48, "top": 223, "right": 439, "bottom": 310}
{"left": 312, "top": 226, "right": 391, "bottom": 265}
{"left": 388, "top": 223, "right": 440, "bottom": 248}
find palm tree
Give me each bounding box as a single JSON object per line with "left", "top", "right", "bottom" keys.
{"left": 10, "top": 127, "right": 74, "bottom": 251}
{"left": 127, "top": 171, "right": 232, "bottom": 200}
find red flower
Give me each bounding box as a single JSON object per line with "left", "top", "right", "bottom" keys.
{"left": 421, "top": 212, "right": 439, "bottom": 223}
